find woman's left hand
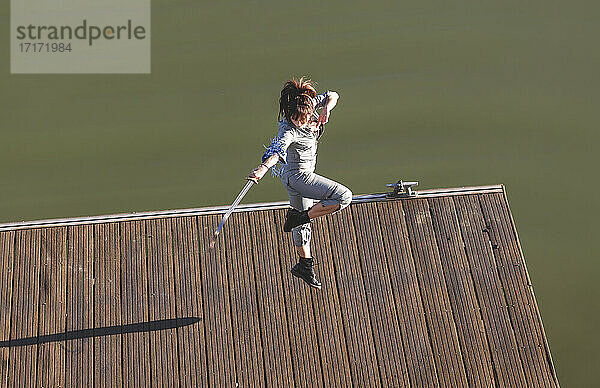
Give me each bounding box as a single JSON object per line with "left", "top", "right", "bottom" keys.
{"left": 316, "top": 108, "right": 330, "bottom": 127}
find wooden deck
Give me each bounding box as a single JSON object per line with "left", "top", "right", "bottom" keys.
{"left": 0, "top": 185, "right": 558, "bottom": 387}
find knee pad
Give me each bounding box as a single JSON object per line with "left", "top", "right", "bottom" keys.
{"left": 292, "top": 223, "right": 312, "bottom": 247}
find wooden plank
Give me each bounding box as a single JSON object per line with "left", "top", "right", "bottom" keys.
{"left": 350, "top": 202, "right": 411, "bottom": 387}
{"left": 146, "top": 218, "right": 179, "bottom": 387}
{"left": 453, "top": 195, "right": 527, "bottom": 387}
{"left": 65, "top": 225, "right": 95, "bottom": 387}
{"left": 8, "top": 229, "right": 41, "bottom": 387}
{"left": 36, "top": 228, "right": 68, "bottom": 388}
{"left": 0, "top": 231, "right": 15, "bottom": 387}
{"left": 274, "top": 209, "right": 333, "bottom": 387}
{"left": 376, "top": 201, "right": 438, "bottom": 387}
{"left": 172, "top": 216, "right": 208, "bottom": 386}
{"left": 222, "top": 212, "right": 265, "bottom": 386}
{"left": 402, "top": 199, "right": 469, "bottom": 387}
{"left": 197, "top": 214, "right": 236, "bottom": 386}
{"left": 120, "top": 220, "right": 151, "bottom": 387}
{"left": 479, "top": 193, "right": 558, "bottom": 387}
{"left": 309, "top": 215, "right": 354, "bottom": 387}
{"left": 248, "top": 210, "right": 295, "bottom": 387}
{"left": 93, "top": 223, "right": 122, "bottom": 388}
{"left": 427, "top": 197, "right": 496, "bottom": 386}
{"left": 326, "top": 209, "right": 381, "bottom": 387}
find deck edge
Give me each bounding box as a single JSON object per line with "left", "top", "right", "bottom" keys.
{"left": 0, "top": 184, "right": 503, "bottom": 231}
{"left": 501, "top": 185, "right": 560, "bottom": 386}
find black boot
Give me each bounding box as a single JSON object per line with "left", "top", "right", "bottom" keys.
{"left": 283, "top": 209, "right": 311, "bottom": 232}
{"left": 291, "top": 257, "right": 322, "bottom": 289}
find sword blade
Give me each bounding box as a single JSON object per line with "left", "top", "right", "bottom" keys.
{"left": 213, "top": 180, "right": 255, "bottom": 238}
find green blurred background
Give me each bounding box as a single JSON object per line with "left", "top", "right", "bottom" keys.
{"left": 1, "top": 1, "right": 597, "bottom": 385}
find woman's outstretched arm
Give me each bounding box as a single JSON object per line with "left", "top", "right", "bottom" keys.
{"left": 247, "top": 154, "right": 279, "bottom": 182}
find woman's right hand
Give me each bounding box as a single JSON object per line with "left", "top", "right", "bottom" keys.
{"left": 248, "top": 164, "right": 269, "bottom": 183}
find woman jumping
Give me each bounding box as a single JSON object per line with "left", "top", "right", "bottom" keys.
{"left": 248, "top": 77, "right": 352, "bottom": 289}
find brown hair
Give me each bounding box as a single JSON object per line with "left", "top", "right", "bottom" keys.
{"left": 278, "top": 77, "right": 317, "bottom": 123}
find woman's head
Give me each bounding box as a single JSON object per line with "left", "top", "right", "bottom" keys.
{"left": 279, "top": 77, "right": 317, "bottom": 125}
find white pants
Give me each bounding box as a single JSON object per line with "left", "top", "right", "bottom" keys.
{"left": 282, "top": 171, "right": 352, "bottom": 247}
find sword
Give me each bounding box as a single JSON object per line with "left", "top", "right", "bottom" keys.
{"left": 210, "top": 179, "right": 256, "bottom": 248}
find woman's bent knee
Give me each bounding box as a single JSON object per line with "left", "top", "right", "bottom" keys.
{"left": 339, "top": 188, "right": 352, "bottom": 210}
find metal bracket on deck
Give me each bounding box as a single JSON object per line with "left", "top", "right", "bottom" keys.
{"left": 386, "top": 180, "right": 419, "bottom": 198}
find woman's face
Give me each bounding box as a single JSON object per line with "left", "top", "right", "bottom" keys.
{"left": 295, "top": 113, "right": 310, "bottom": 127}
